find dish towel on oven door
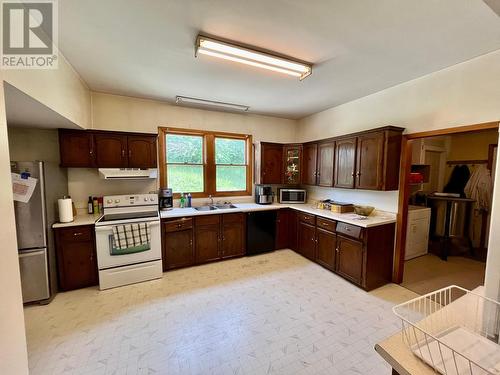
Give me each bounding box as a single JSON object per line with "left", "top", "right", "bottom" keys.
{"left": 111, "top": 223, "right": 151, "bottom": 255}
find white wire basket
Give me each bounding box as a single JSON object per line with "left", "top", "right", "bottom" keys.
{"left": 393, "top": 285, "right": 500, "bottom": 375}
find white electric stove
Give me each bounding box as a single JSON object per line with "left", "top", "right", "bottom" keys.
{"left": 95, "top": 194, "right": 162, "bottom": 290}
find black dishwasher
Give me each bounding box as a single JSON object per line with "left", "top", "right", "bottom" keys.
{"left": 246, "top": 210, "right": 277, "bottom": 255}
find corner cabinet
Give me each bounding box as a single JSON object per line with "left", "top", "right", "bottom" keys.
{"left": 59, "top": 129, "right": 157, "bottom": 169}
{"left": 283, "top": 144, "right": 302, "bottom": 185}
{"left": 54, "top": 225, "right": 98, "bottom": 291}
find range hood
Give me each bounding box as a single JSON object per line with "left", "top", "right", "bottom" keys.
{"left": 98, "top": 168, "right": 158, "bottom": 180}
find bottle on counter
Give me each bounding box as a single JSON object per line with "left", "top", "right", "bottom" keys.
{"left": 180, "top": 193, "right": 185, "bottom": 208}
{"left": 187, "top": 193, "right": 192, "bottom": 208}
{"left": 88, "top": 196, "right": 94, "bottom": 214}
{"left": 98, "top": 197, "right": 103, "bottom": 213}
{"left": 93, "top": 197, "right": 99, "bottom": 214}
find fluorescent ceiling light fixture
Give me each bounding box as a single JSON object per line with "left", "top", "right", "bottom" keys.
{"left": 196, "top": 35, "right": 312, "bottom": 80}
{"left": 175, "top": 96, "right": 249, "bottom": 112}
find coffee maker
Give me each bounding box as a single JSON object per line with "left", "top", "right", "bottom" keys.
{"left": 255, "top": 184, "right": 273, "bottom": 205}
{"left": 159, "top": 188, "right": 173, "bottom": 211}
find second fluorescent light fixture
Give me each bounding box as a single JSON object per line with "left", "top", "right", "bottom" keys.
{"left": 196, "top": 35, "right": 312, "bottom": 80}
{"left": 175, "top": 96, "right": 249, "bottom": 112}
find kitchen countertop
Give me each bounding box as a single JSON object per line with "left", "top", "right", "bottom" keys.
{"left": 160, "top": 203, "right": 396, "bottom": 228}
{"left": 375, "top": 332, "right": 434, "bottom": 375}
{"left": 52, "top": 212, "right": 102, "bottom": 228}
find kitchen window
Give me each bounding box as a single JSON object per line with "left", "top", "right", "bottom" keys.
{"left": 159, "top": 127, "right": 252, "bottom": 197}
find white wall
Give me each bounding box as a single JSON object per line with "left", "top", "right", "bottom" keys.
{"left": 485, "top": 128, "right": 500, "bottom": 301}
{"left": 0, "top": 81, "right": 29, "bottom": 374}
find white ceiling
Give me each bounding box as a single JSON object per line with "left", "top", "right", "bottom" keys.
{"left": 4, "top": 83, "right": 80, "bottom": 129}
{"left": 59, "top": 0, "right": 500, "bottom": 119}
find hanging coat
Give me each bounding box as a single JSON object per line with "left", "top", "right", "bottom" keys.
{"left": 464, "top": 164, "right": 493, "bottom": 212}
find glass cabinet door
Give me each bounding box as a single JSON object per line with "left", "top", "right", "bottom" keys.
{"left": 284, "top": 145, "right": 302, "bottom": 184}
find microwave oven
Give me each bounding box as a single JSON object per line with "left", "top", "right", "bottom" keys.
{"left": 278, "top": 188, "right": 306, "bottom": 204}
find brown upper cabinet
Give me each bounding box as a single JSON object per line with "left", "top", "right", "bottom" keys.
{"left": 94, "top": 133, "right": 128, "bottom": 168}
{"left": 283, "top": 144, "right": 302, "bottom": 185}
{"left": 59, "top": 130, "right": 96, "bottom": 167}
{"left": 59, "top": 129, "right": 157, "bottom": 168}
{"left": 260, "top": 142, "right": 283, "bottom": 184}
{"left": 355, "top": 128, "right": 402, "bottom": 190}
{"left": 317, "top": 141, "right": 335, "bottom": 187}
{"left": 334, "top": 137, "right": 357, "bottom": 189}
{"left": 335, "top": 127, "right": 403, "bottom": 191}
{"left": 302, "top": 143, "right": 318, "bottom": 185}
{"left": 128, "top": 135, "right": 158, "bottom": 168}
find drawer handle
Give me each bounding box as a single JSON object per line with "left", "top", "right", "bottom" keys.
{"left": 323, "top": 223, "right": 329, "bottom": 226}
{"left": 73, "top": 232, "right": 83, "bottom": 236}
{"left": 344, "top": 226, "right": 350, "bottom": 231}
{"left": 177, "top": 224, "right": 182, "bottom": 228}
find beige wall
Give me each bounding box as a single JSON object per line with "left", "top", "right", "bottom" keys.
{"left": 66, "top": 92, "right": 298, "bottom": 207}
{"left": 91, "top": 92, "right": 297, "bottom": 142}
{"left": 0, "top": 80, "right": 29, "bottom": 374}
{"left": 296, "top": 50, "right": 500, "bottom": 141}
{"left": 3, "top": 54, "right": 91, "bottom": 129}
{"left": 447, "top": 129, "right": 498, "bottom": 161}
{"left": 8, "top": 127, "right": 60, "bottom": 163}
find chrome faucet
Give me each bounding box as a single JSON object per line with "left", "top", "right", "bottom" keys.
{"left": 208, "top": 195, "right": 214, "bottom": 205}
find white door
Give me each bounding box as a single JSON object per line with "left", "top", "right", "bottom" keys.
{"left": 423, "top": 150, "right": 445, "bottom": 193}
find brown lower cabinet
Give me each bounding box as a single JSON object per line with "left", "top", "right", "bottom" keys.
{"left": 296, "top": 212, "right": 395, "bottom": 291}
{"left": 54, "top": 225, "right": 98, "bottom": 291}
{"left": 316, "top": 227, "right": 336, "bottom": 271}
{"left": 163, "top": 217, "right": 194, "bottom": 270}
{"left": 335, "top": 235, "right": 364, "bottom": 285}
{"left": 162, "top": 213, "right": 246, "bottom": 271}
{"left": 297, "top": 220, "right": 316, "bottom": 260}
{"left": 161, "top": 209, "right": 395, "bottom": 291}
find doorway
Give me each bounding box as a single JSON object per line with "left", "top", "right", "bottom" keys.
{"left": 395, "top": 122, "right": 499, "bottom": 295}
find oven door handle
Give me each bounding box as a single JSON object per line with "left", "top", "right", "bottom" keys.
{"left": 95, "top": 220, "right": 160, "bottom": 232}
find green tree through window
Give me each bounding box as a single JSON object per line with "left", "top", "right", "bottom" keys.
{"left": 166, "top": 134, "right": 204, "bottom": 193}
{"left": 215, "top": 138, "right": 247, "bottom": 191}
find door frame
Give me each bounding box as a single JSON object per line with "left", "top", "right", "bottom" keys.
{"left": 393, "top": 121, "right": 499, "bottom": 283}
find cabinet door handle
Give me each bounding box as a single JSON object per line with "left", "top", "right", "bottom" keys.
{"left": 73, "top": 232, "right": 83, "bottom": 236}
{"left": 177, "top": 224, "right": 182, "bottom": 228}
{"left": 121, "top": 149, "right": 125, "bottom": 157}
{"left": 189, "top": 239, "right": 193, "bottom": 246}
{"left": 128, "top": 149, "right": 132, "bottom": 158}
{"left": 356, "top": 172, "right": 361, "bottom": 177}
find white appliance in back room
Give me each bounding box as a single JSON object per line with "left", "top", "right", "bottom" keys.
{"left": 404, "top": 205, "right": 432, "bottom": 260}
{"left": 94, "top": 194, "right": 162, "bottom": 290}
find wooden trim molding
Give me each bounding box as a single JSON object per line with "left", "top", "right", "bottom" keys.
{"left": 158, "top": 126, "right": 253, "bottom": 198}
{"left": 393, "top": 121, "right": 499, "bottom": 284}
{"left": 406, "top": 121, "right": 499, "bottom": 139}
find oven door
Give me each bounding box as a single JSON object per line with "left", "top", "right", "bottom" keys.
{"left": 95, "top": 220, "right": 161, "bottom": 270}
{"left": 280, "top": 189, "right": 306, "bottom": 203}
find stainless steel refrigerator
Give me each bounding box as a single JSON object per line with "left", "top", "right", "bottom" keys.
{"left": 11, "top": 161, "right": 67, "bottom": 304}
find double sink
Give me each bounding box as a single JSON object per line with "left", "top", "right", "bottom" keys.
{"left": 194, "top": 204, "right": 237, "bottom": 211}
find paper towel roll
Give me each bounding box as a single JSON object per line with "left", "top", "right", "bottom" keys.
{"left": 58, "top": 197, "right": 74, "bottom": 223}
